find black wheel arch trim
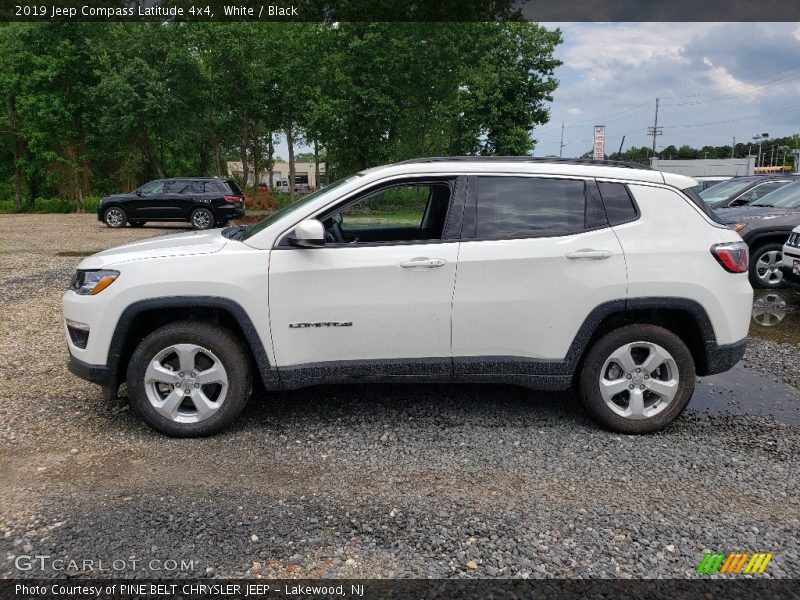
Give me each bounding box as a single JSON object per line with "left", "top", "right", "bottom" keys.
{"left": 743, "top": 230, "right": 793, "bottom": 248}
{"left": 106, "top": 296, "right": 278, "bottom": 392}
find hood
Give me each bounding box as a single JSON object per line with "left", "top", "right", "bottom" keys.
{"left": 716, "top": 206, "right": 798, "bottom": 223}
{"left": 100, "top": 192, "right": 135, "bottom": 202}
{"left": 78, "top": 229, "right": 229, "bottom": 269}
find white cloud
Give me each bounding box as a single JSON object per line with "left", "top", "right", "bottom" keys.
{"left": 534, "top": 22, "right": 800, "bottom": 157}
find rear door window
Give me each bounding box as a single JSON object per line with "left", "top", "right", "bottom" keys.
{"left": 475, "top": 176, "right": 602, "bottom": 239}
{"left": 597, "top": 181, "right": 638, "bottom": 225}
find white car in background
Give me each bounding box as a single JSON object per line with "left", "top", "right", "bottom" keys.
{"left": 782, "top": 226, "right": 800, "bottom": 290}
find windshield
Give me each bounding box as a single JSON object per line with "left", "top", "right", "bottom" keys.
{"left": 699, "top": 178, "right": 754, "bottom": 206}
{"left": 753, "top": 180, "right": 800, "bottom": 208}
{"left": 239, "top": 176, "right": 357, "bottom": 241}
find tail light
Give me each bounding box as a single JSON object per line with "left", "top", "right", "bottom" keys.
{"left": 711, "top": 242, "right": 748, "bottom": 273}
{"left": 223, "top": 195, "right": 241, "bottom": 203}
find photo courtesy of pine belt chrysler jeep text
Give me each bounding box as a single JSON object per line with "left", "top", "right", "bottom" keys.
{"left": 63, "top": 157, "right": 753, "bottom": 437}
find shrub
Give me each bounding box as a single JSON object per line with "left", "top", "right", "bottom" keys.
{"left": 243, "top": 190, "right": 277, "bottom": 212}
{"left": 0, "top": 196, "right": 101, "bottom": 214}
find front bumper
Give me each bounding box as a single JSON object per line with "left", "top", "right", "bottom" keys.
{"left": 68, "top": 353, "right": 112, "bottom": 386}
{"left": 781, "top": 266, "right": 800, "bottom": 290}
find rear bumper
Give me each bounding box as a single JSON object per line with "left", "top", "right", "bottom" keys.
{"left": 703, "top": 338, "right": 748, "bottom": 376}
{"left": 215, "top": 205, "right": 245, "bottom": 220}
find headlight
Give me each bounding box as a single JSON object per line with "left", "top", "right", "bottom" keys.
{"left": 731, "top": 223, "right": 747, "bottom": 233}
{"left": 71, "top": 269, "right": 120, "bottom": 295}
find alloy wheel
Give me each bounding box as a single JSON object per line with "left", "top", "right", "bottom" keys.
{"left": 756, "top": 250, "right": 783, "bottom": 286}
{"left": 105, "top": 208, "right": 124, "bottom": 227}
{"left": 143, "top": 343, "right": 228, "bottom": 424}
{"left": 599, "top": 341, "right": 679, "bottom": 420}
{"left": 192, "top": 210, "right": 212, "bottom": 229}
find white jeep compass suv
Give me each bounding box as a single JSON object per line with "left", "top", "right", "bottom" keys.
{"left": 63, "top": 157, "right": 752, "bottom": 437}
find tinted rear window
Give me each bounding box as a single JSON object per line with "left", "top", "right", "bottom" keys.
{"left": 598, "top": 182, "right": 638, "bottom": 225}
{"left": 223, "top": 179, "right": 242, "bottom": 195}
{"left": 476, "top": 176, "right": 593, "bottom": 238}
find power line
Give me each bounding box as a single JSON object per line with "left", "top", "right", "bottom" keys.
{"left": 661, "top": 104, "right": 800, "bottom": 128}
{"left": 665, "top": 64, "right": 800, "bottom": 100}
{"left": 662, "top": 68, "right": 800, "bottom": 107}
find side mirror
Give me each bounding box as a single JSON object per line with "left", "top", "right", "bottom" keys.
{"left": 291, "top": 219, "right": 325, "bottom": 248}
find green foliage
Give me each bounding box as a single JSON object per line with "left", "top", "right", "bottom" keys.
{"left": 0, "top": 21, "right": 563, "bottom": 211}
{"left": 0, "top": 195, "right": 99, "bottom": 213}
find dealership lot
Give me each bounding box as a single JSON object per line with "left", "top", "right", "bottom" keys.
{"left": 0, "top": 214, "right": 798, "bottom": 578}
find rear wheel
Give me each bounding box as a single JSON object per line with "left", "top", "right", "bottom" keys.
{"left": 103, "top": 207, "right": 127, "bottom": 228}
{"left": 749, "top": 243, "right": 784, "bottom": 288}
{"left": 127, "top": 322, "right": 251, "bottom": 437}
{"left": 579, "top": 325, "right": 695, "bottom": 434}
{"left": 191, "top": 207, "right": 214, "bottom": 230}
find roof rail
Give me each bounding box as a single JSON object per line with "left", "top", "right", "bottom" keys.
{"left": 393, "top": 156, "right": 653, "bottom": 170}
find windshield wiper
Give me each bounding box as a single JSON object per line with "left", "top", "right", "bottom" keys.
{"left": 750, "top": 203, "right": 774, "bottom": 207}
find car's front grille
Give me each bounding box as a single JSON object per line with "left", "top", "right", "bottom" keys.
{"left": 787, "top": 232, "right": 800, "bottom": 248}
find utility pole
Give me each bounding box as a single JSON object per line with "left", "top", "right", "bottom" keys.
{"left": 731, "top": 136, "right": 736, "bottom": 158}
{"left": 559, "top": 122, "right": 565, "bottom": 158}
{"left": 647, "top": 98, "right": 662, "bottom": 154}
{"left": 618, "top": 135, "right": 625, "bottom": 155}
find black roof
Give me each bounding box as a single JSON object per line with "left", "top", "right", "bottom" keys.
{"left": 394, "top": 156, "right": 653, "bottom": 170}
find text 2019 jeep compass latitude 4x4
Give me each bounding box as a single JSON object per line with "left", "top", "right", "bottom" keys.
{"left": 63, "top": 158, "right": 752, "bottom": 437}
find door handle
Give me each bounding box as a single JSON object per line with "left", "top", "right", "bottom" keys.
{"left": 565, "top": 249, "right": 612, "bottom": 260}
{"left": 400, "top": 257, "right": 447, "bottom": 270}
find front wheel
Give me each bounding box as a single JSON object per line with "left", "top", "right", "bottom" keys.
{"left": 578, "top": 325, "right": 695, "bottom": 434}
{"left": 749, "top": 243, "right": 785, "bottom": 288}
{"left": 190, "top": 207, "right": 215, "bottom": 230}
{"left": 103, "top": 207, "right": 127, "bottom": 228}
{"left": 127, "top": 322, "right": 252, "bottom": 437}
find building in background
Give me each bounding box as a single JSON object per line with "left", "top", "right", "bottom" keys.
{"left": 649, "top": 157, "right": 756, "bottom": 177}
{"left": 226, "top": 161, "right": 327, "bottom": 189}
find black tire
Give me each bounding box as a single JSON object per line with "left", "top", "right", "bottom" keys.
{"left": 127, "top": 322, "right": 252, "bottom": 437}
{"left": 749, "top": 243, "right": 785, "bottom": 289}
{"left": 190, "top": 207, "right": 215, "bottom": 230}
{"left": 103, "top": 206, "right": 127, "bottom": 228}
{"left": 578, "top": 325, "right": 695, "bottom": 434}
{"left": 129, "top": 220, "right": 146, "bottom": 228}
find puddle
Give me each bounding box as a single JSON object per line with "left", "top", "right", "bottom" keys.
{"left": 692, "top": 363, "right": 800, "bottom": 424}
{"left": 747, "top": 288, "right": 800, "bottom": 346}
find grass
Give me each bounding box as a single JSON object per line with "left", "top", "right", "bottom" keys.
{"left": 0, "top": 196, "right": 101, "bottom": 214}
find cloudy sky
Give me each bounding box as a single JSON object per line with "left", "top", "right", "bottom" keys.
{"left": 534, "top": 22, "right": 800, "bottom": 157}
{"left": 277, "top": 22, "right": 800, "bottom": 160}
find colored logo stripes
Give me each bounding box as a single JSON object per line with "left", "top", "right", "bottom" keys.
{"left": 696, "top": 552, "right": 773, "bottom": 574}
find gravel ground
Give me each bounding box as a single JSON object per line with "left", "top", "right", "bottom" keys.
{"left": 0, "top": 214, "right": 798, "bottom": 579}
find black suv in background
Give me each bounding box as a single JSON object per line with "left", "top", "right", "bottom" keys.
{"left": 97, "top": 177, "right": 245, "bottom": 230}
